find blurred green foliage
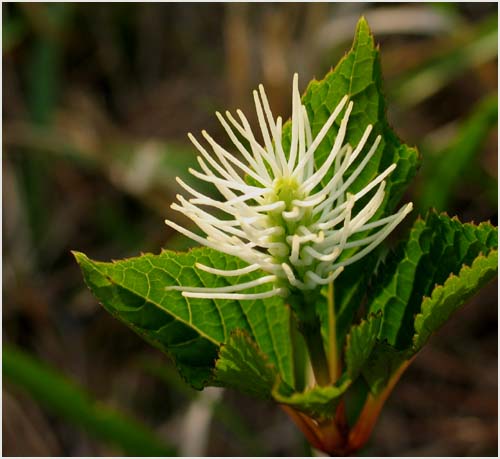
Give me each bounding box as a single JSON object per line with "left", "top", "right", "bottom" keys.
{"left": 3, "top": 345, "right": 176, "bottom": 456}
{"left": 390, "top": 15, "right": 497, "bottom": 108}
{"left": 417, "top": 93, "right": 497, "bottom": 212}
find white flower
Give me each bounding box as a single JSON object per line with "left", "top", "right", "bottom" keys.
{"left": 165, "top": 74, "right": 412, "bottom": 300}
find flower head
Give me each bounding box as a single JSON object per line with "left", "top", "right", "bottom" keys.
{"left": 165, "top": 74, "right": 412, "bottom": 300}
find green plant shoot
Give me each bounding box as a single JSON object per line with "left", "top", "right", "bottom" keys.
{"left": 74, "top": 18, "right": 497, "bottom": 455}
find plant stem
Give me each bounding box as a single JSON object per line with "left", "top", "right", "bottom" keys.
{"left": 347, "top": 357, "right": 415, "bottom": 453}
{"left": 301, "top": 319, "right": 330, "bottom": 386}
{"left": 327, "top": 281, "right": 339, "bottom": 383}
{"left": 289, "top": 312, "right": 307, "bottom": 391}
{"left": 289, "top": 291, "right": 331, "bottom": 387}
{"left": 281, "top": 405, "right": 345, "bottom": 455}
{"left": 280, "top": 405, "right": 324, "bottom": 451}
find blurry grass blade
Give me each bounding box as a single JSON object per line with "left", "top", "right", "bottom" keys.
{"left": 3, "top": 345, "right": 176, "bottom": 456}
{"left": 28, "top": 36, "right": 59, "bottom": 125}
{"left": 19, "top": 4, "right": 70, "bottom": 258}
{"left": 27, "top": 3, "right": 71, "bottom": 124}
{"left": 417, "top": 93, "right": 497, "bottom": 212}
{"left": 3, "top": 14, "right": 28, "bottom": 52}
{"left": 390, "top": 16, "right": 497, "bottom": 107}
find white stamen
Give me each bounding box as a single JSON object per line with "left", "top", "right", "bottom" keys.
{"left": 201, "top": 130, "right": 271, "bottom": 186}
{"left": 217, "top": 111, "right": 271, "bottom": 180}
{"left": 282, "top": 206, "right": 302, "bottom": 221}
{"left": 188, "top": 132, "right": 243, "bottom": 185}
{"left": 253, "top": 90, "right": 276, "bottom": 162}
{"left": 305, "top": 267, "right": 344, "bottom": 286}
{"left": 281, "top": 263, "right": 307, "bottom": 289}
{"left": 182, "top": 288, "right": 285, "bottom": 300}
{"left": 330, "top": 203, "right": 413, "bottom": 270}
{"left": 314, "top": 135, "right": 383, "bottom": 217}
{"left": 166, "top": 275, "right": 277, "bottom": 293}
{"left": 235, "top": 109, "right": 282, "bottom": 177}
{"left": 287, "top": 74, "right": 298, "bottom": 171}
{"left": 303, "top": 246, "right": 341, "bottom": 262}
{"left": 195, "top": 263, "right": 261, "bottom": 276}
{"left": 165, "top": 74, "right": 412, "bottom": 298}
{"left": 302, "top": 101, "right": 353, "bottom": 192}
{"left": 292, "top": 95, "right": 349, "bottom": 178}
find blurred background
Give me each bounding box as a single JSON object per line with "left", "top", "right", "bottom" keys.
{"left": 3, "top": 2, "right": 498, "bottom": 456}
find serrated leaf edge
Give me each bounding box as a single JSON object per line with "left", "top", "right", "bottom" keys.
{"left": 412, "top": 248, "right": 498, "bottom": 352}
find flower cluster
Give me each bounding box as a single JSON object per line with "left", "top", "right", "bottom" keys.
{"left": 165, "top": 74, "right": 412, "bottom": 300}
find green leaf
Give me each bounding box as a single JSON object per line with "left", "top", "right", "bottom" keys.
{"left": 212, "top": 330, "right": 285, "bottom": 399}
{"left": 317, "top": 253, "right": 379, "bottom": 355}
{"left": 360, "top": 342, "right": 408, "bottom": 396}
{"left": 412, "top": 249, "right": 498, "bottom": 351}
{"left": 273, "top": 312, "right": 383, "bottom": 419}
{"left": 344, "top": 312, "right": 382, "bottom": 380}
{"left": 298, "top": 16, "right": 420, "bottom": 215}
{"left": 360, "top": 214, "right": 497, "bottom": 397}
{"left": 273, "top": 375, "right": 352, "bottom": 420}
{"left": 212, "top": 327, "right": 359, "bottom": 420}
{"left": 367, "top": 212, "right": 497, "bottom": 349}
{"left": 74, "top": 248, "right": 295, "bottom": 391}
{"left": 334, "top": 263, "right": 374, "bottom": 349}
{"left": 3, "top": 345, "right": 175, "bottom": 456}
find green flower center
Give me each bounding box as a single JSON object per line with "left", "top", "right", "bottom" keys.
{"left": 264, "top": 177, "right": 315, "bottom": 284}
{"left": 272, "top": 177, "right": 304, "bottom": 210}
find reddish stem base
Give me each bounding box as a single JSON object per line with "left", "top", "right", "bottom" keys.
{"left": 283, "top": 358, "right": 414, "bottom": 456}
